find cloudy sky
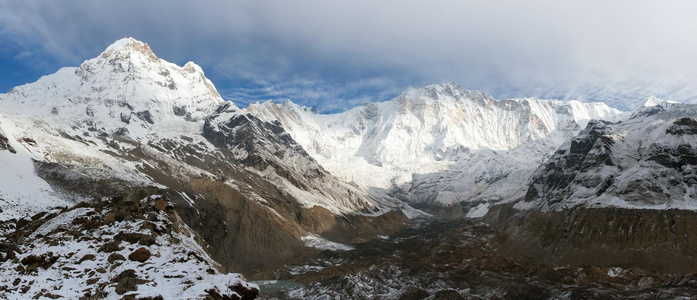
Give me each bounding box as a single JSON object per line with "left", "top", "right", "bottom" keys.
{"left": 1, "top": 1, "right": 697, "bottom": 112}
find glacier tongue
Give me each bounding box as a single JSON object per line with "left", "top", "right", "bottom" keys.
{"left": 244, "top": 83, "right": 628, "bottom": 214}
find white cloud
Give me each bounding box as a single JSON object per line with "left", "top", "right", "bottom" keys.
{"left": 2, "top": 0, "right": 697, "bottom": 111}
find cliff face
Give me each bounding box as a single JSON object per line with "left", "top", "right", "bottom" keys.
{"left": 520, "top": 103, "right": 697, "bottom": 211}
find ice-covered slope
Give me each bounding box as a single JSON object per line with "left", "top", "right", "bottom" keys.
{"left": 245, "top": 83, "right": 627, "bottom": 213}
{"left": 0, "top": 115, "right": 69, "bottom": 222}
{"left": 519, "top": 99, "right": 697, "bottom": 211}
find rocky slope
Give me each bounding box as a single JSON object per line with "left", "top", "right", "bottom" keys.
{"left": 519, "top": 100, "right": 697, "bottom": 211}
{"left": 245, "top": 84, "right": 626, "bottom": 216}
{"left": 203, "top": 103, "right": 382, "bottom": 215}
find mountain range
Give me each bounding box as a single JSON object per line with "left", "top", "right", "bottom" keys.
{"left": 2, "top": 37, "right": 696, "bottom": 298}
{"left": 245, "top": 81, "right": 625, "bottom": 217}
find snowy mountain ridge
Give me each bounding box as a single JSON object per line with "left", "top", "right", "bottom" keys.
{"left": 0, "top": 36, "right": 644, "bottom": 218}
{"left": 1, "top": 37, "right": 228, "bottom": 140}
{"left": 244, "top": 83, "right": 628, "bottom": 213}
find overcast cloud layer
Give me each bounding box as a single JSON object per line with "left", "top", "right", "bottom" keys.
{"left": 1, "top": 1, "right": 697, "bottom": 112}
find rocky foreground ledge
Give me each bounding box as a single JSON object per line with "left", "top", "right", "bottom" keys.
{"left": 0, "top": 192, "right": 259, "bottom": 299}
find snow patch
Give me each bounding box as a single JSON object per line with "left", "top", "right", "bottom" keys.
{"left": 466, "top": 203, "right": 490, "bottom": 218}
{"left": 301, "top": 234, "right": 354, "bottom": 251}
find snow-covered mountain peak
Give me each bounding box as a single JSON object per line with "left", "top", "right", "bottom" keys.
{"left": 640, "top": 96, "right": 680, "bottom": 110}
{"left": 182, "top": 61, "right": 205, "bottom": 74}
{"left": 98, "top": 37, "right": 158, "bottom": 61}
{"left": 74, "top": 37, "right": 224, "bottom": 102}
{"left": 1, "top": 38, "right": 230, "bottom": 139}
{"left": 245, "top": 100, "right": 316, "bottom": 125}
{"left": 643, "top": 96, "right": 663, "bottom": 107}
{"left": 281, "top": 98, "right": 300, "bottom": 108}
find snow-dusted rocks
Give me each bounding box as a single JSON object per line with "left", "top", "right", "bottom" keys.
{"left": 0, "top": 194, "right": 259, "bottom": 299}
{"left": 519, "top": 101, "right": 697, "bottom": 211}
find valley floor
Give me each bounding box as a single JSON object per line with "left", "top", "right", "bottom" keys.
{"left": 259, "top": 219, "right": 697, "bottom": 299}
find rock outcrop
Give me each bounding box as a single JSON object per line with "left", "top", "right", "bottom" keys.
{"left": 519, "top": 102, "right": 697, "bottom": 211}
